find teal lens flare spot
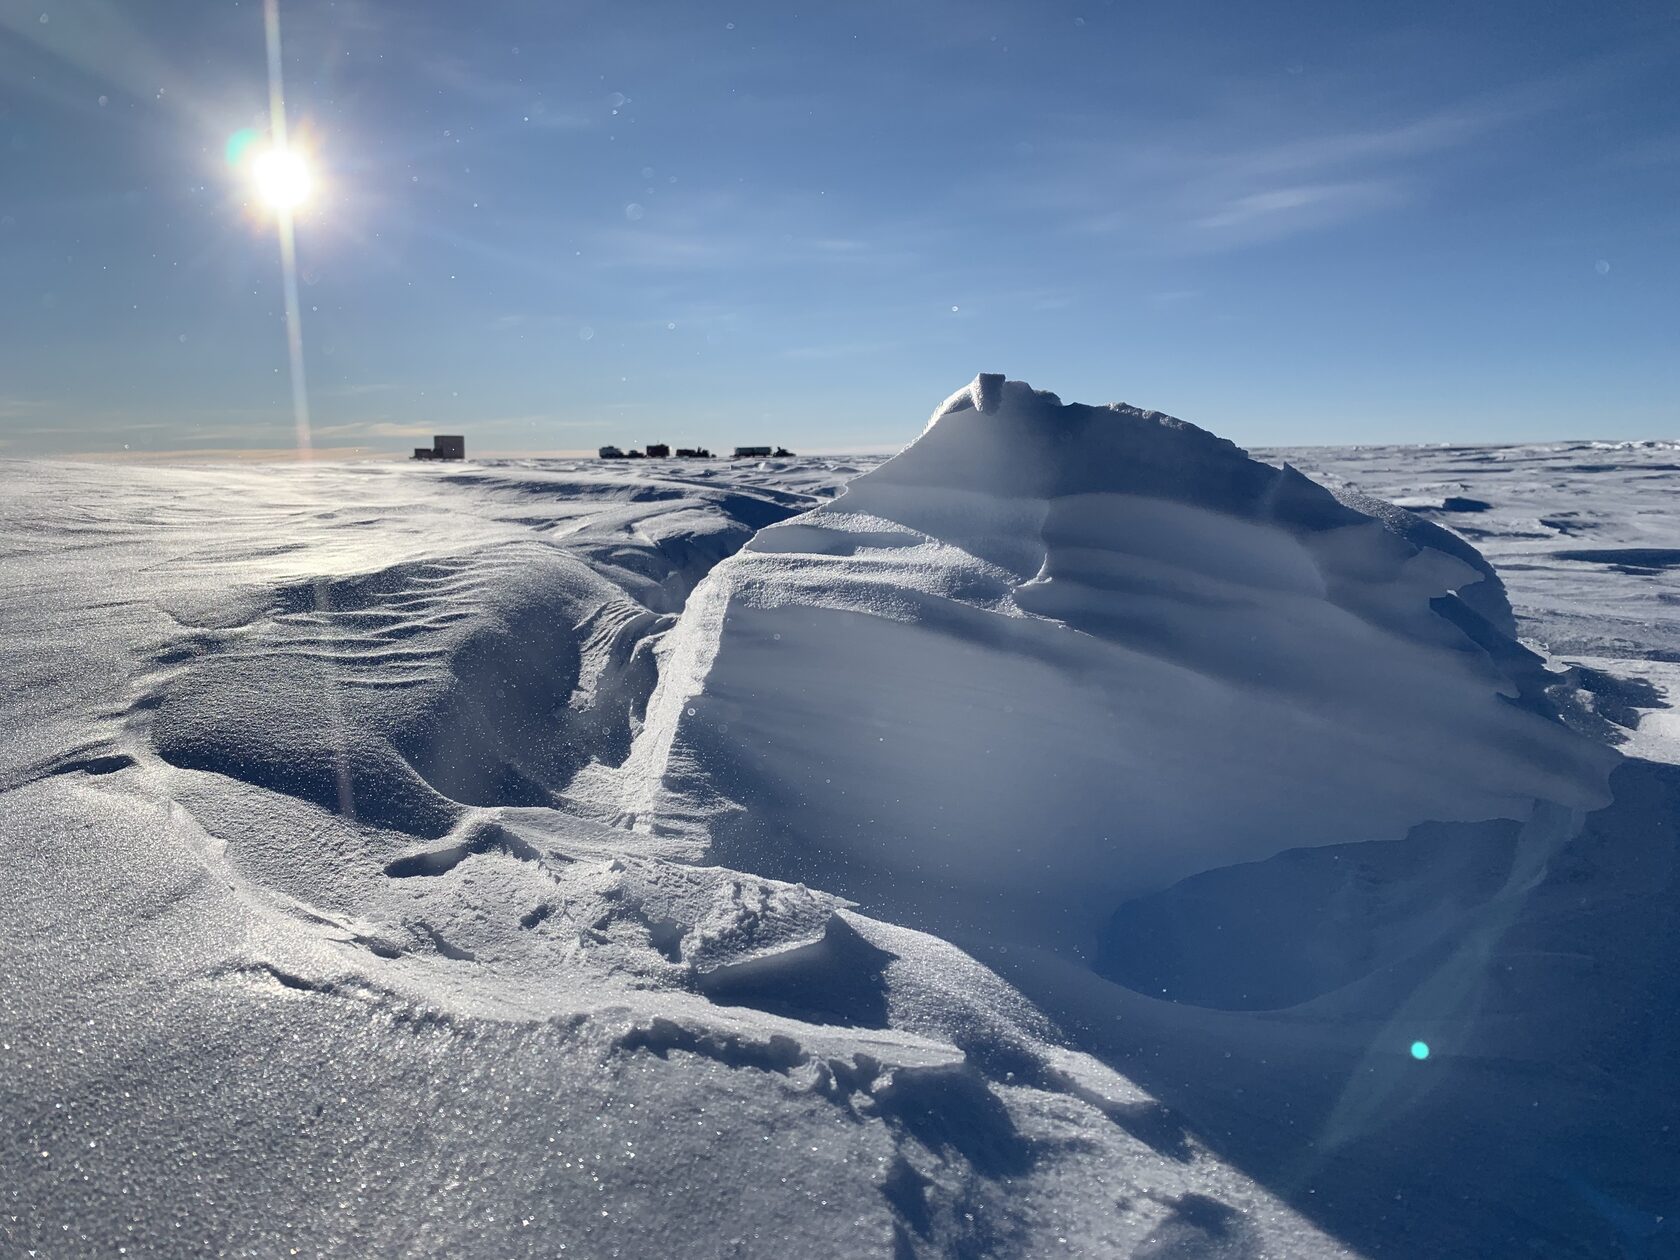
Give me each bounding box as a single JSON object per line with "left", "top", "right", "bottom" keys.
{"left": 1410, "top": 1041, "right": 1430, "bottom": 1061}
{"left": 225, "top": 128, "right": 260, "bottom": 167}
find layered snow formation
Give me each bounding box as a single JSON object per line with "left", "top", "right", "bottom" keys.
{"left": 624, "top": 375, "right": 1616, "bottom": 950}
{"left": 6, "top": 399, "right": 1677, "bottom": 1259}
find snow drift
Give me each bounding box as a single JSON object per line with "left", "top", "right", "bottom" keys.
{"left": 5, "top": 418, "right": 1672, "bottom": 1259}
{"left": 620, "top": 375, "right": 1617, "bottom": 951}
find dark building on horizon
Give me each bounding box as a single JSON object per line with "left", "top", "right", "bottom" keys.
{"left": 412, "top": 435, "right": 466, "bottom": 461}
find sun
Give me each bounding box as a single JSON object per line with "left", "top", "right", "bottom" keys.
{"left": 252, "top": 147, "right": 312, "bottom": 211}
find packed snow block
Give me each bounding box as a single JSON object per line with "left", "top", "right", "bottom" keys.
{"left": 627, "top": 376, "right": 1619, "bottom": 952}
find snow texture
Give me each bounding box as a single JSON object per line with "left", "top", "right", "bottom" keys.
{"left": 3, "top": 383, "right": 1677, "bottom": 1259}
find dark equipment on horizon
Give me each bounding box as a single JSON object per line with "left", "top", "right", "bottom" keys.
{"left": 598, "top": 444, "right": 718, "bottom": 459}
{"left": 596, "top": 442, "right": 795, "bottom": 460}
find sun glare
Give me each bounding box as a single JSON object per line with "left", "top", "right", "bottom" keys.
{"left": 252, "top": 147, "right": 312, "bottom": 211}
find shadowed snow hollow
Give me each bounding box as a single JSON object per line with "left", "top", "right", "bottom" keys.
{"left": 621, "top": 375, "right": 1617, "bottom": 949}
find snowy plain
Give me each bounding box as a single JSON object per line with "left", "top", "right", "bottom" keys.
{"left": 3, "top": 378, "right": 1677, "bottom": 1259}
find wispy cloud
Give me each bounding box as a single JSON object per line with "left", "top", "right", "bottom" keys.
{"left": 590, "top": 225, "right": 741, "bottom": 271}
{"left": 1192, "top": 180, "right": 1402, "bottom": 232}
{"left": 1021, "top": 83, "right": 1561, "bottom": 253}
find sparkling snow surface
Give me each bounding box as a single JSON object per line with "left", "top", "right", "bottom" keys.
{"left": 3, "top": 386, "right": 1677, "bottom": 1258}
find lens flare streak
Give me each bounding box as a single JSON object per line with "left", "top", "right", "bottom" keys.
{"left": 261, "top": 0, "right": 313, "bottom": 463}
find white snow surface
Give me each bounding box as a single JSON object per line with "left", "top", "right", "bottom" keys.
{"left": 4, "top": 382, "right": 1678, "bottom": 1258}
{"left": 618, "top": 376, "right": 1615, "bottom": 949}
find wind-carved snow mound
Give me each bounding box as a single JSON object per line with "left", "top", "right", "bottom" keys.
{"left": 625, "top": 374, "right": 1618, "bottom": 950}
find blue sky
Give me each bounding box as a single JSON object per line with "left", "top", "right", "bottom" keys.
{"left": 1, "top": 0, "right": 1676, "bottom": 457}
